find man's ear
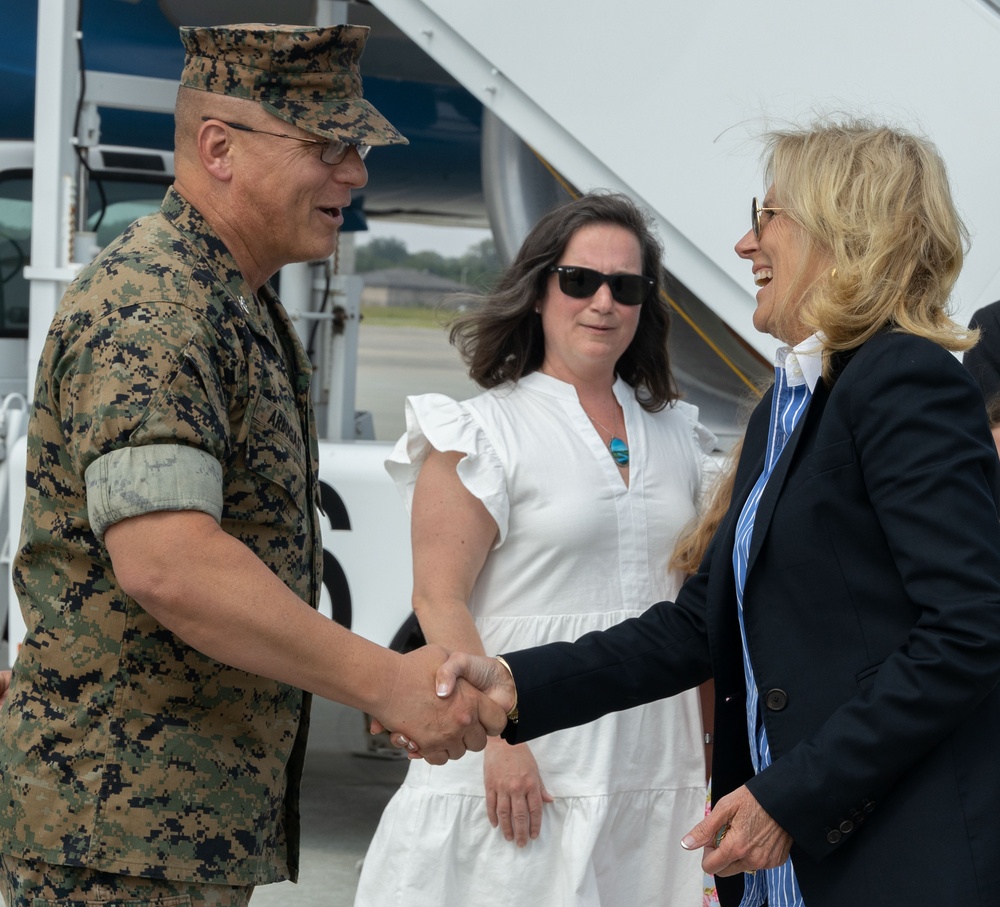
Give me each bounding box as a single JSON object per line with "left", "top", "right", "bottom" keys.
{"left": 198, "top": 119, "right": 234, "bottom": 182}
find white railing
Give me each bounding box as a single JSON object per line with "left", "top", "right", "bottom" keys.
{"left": 0, "top": 393, "right": 28, "bottom": 666}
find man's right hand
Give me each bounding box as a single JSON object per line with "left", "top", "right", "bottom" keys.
{"left": 370, "top": 646, "right": 509, "bottom": 765}
{"left": 372, "top": 652, "right": 518, "bottom": 760}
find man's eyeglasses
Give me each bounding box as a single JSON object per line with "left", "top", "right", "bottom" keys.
{"left": 201, "top": 117, "right": 371, "bottom": 165}
{"left": 752, "top": 197, "right": 785, "bottom": 239}
{"left": 547, "top": 265, "right": 654, "bottom": 307}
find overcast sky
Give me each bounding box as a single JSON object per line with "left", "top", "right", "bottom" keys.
{"left": 357, "top": 219, "right": 492, "bottom": 259}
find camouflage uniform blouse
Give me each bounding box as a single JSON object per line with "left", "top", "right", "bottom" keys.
{"left": 0, "top": 187, "right": 322, "bottom": 885}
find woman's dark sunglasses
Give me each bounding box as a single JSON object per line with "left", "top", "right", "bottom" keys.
{"left": 547, "top": 265, "right": 654, "bottom": 306}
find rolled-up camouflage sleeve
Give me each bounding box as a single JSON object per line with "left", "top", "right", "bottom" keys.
{"left": 56, "top": 299, "right": 237, "bottom": 539}
{"left": 85, "top": 443, "right": 224, "bottom": 539}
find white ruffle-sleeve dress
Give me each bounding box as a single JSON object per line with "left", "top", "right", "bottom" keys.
{"left": 355, "top": 371, "right": 717, "bottom": 907}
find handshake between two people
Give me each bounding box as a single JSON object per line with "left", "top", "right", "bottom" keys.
{"left": 368, "top": 647, "right": 514, "bottom": 765}
{"left": 366, "top": 647, "right": 795, "bottom": 877}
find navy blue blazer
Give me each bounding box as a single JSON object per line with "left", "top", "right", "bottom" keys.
{"left": 502, "top": 330, "right": 1000, "bottom": 907}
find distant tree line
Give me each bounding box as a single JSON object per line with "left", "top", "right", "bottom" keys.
{"left": 355, "top": 236, "right": 503, "bottom": 291}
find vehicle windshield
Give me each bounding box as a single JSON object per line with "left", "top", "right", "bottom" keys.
{"left": 0, "top": 172, "right": 167, "bottom": 338}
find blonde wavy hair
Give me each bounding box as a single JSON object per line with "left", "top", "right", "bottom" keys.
{"left": 764, "top": 119, "right": 976, "bottom": 372}
{"left": 669, "top": 436, "right": 744, "bottom": 577}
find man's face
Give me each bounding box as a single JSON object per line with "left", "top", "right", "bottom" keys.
{"left": 229, "top": 115, "right": 369, "bottom": 277}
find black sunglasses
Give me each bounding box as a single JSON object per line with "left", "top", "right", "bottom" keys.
{"left": 547, "top": 265, "right": 654, "bottom": 307}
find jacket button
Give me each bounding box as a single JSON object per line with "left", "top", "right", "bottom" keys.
{"left": 764, "top": 689, "right": 788, "bottom": 711}
{"left": 839, "top": 819, "right": 854, "bottom": 834}
{"left": 826, "top": 828, "right": 842, "bottom": 844}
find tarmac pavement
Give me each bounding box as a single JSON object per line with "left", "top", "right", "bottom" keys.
{"left": 356, "top": 321, "right": 480, "bottom": 441}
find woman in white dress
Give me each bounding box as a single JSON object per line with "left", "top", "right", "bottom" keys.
{"left": 355, "top": 193, "right": 716, "bottom": 906}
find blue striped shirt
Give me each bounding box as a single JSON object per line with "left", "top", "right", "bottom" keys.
{"left": 731, "top": 339, "right": 821, "bottom": 906}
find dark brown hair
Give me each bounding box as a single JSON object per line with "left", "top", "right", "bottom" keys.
{"left": 448, "top": 192, "right": 679, "bottom": 411}
{"left": 986, "top": 393, "right": 1000, "bottom": 430}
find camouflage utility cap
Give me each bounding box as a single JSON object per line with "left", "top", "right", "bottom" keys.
{"left": 179, "top": 23, "right": 407, "bottom": 147}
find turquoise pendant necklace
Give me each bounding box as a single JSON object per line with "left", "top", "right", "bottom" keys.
{"left": 586, "top": 409, "right": 630, "bottom": 467}
{"left": 608, "top": 436, "right": 630, "bottom": 466}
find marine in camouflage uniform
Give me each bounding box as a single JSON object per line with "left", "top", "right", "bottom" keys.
{"left": 0, "top": 22, "right": 422, "bottom": 905}
{"left": 4, "top": 186, "right": 320, "bottom": 884}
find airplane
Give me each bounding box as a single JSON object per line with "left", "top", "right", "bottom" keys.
{"left": 1, "top": 0, "right": 485, "bottom": 228}
{"left": 3, "top": 0, "right": 1000, "bottom": 688}
{"left": 1, "top": 0, "right": 770, "bottom": 432}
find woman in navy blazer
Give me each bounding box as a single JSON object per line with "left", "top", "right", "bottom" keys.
{"left": 412, "top": 120, "right": 1000, "bottom": 906}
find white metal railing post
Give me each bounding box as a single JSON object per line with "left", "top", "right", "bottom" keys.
{"left": 23, "top": 0, "right": 82, "bottom": 401}
{"left": 325, "top": 272, "right": 363, "bottom": 441}
{"left": 1, "top": 400, "right": 28, "bottom": 667}
{"left": 315, "top": 1, "right": 350, "bottom": 26}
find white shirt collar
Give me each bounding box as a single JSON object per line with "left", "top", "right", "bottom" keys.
{"left": 776, "top": 333, "right": 824, "bottom": 392}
